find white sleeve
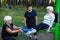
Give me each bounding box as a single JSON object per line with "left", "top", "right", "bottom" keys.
{"left": 49, "top": 14, "right": 55, "bottom": 27}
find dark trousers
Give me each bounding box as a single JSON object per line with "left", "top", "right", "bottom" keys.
{"left": 2, "top": 32, "right": 18, "bottom": 40}
{"left": 34, "top": 23, "right": 49, "bottom": 31}
{"left": 2, "top": 36, "right": 15, "bottom": 40}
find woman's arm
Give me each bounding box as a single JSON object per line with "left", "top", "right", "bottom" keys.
{"left": 35, "top": 16, "right": 38, "bottom": 25}
{"left": 13, "top": 25, "right": 20, "bottom": 30}
{"left": 47, "top": 14, "right": 55, "bottom": 32}
{"left": 6, "top": 27, "right": 23, "bottom": 34}
{"left": 24, "top": 17, "right": 27, "bottom": 27}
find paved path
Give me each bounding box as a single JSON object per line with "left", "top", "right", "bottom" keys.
{"left": 37, "top": 32, "right": 54, "bottom": 40}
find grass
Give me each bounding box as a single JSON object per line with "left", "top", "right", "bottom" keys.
{"left": 0, "top": 7, "right": 46, "bottom": 40}
{"left": 0, "top": 7, "right": 46, "bottom": 27}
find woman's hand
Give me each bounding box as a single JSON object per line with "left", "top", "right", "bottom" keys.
{"left": 19, "top": 29, "right": 23, "bottom": 32}
{"left": 25, "top": 24, "right": 27, "bottom": 27}
{"left": 35, "top": 16, "right": 38, "bottom": 25}
{"left": 13, "top": 25, "right": 20, "bottom": 30}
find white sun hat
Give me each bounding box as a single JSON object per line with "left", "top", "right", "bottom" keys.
{"left": 46, "top": 6, "right": 54, "bottom": 12}
{"left": 4, "top": 15, "right": 12, "bottom": 22}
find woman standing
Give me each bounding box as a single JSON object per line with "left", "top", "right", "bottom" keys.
{"left": 24, "top": 4, "right": 38, "bottom": 40}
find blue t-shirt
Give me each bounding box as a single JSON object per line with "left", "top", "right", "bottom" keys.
{"left": 24, "top": 10, "right": 37, "bottom": 29}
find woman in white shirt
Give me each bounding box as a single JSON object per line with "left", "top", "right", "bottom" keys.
{"left": 34, "top": 6, "right": 55, "bottom": 32}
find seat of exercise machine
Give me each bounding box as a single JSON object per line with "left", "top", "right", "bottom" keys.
{"left": 53, "top": 12, "right": 58, "bottom": 23}
{"left": 50, "top": 12, "right": 58, "bottom": 32}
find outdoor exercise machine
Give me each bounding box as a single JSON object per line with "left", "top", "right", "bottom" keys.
{"left": 54, "top": 0, "right": 60, "bottom": 40}
{"left": 38, "top": 0, "right": 59, "bottom": 40}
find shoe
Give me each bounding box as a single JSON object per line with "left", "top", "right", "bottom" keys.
{"left": 27, "top": 28, "right": 37, "bottom": 34}
{"left": 34, "top": 35, "right": 37, "bottom": 40}
{"left": 28, "top": 36, "right": 32, "bottom": 40}
{"left": 35, "top": 39, "right": 37, "bottom": 40}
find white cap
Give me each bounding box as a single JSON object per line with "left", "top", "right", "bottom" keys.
{"left": 4, "top": 15, "right": 12, "bottom": 22}
{"left": 46, "top": 6, "right": 54, "bottom": 12}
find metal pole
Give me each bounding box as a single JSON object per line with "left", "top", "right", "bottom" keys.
{"left": 54, "top": 0, "right": 59, "bottom": 40}
{"left": 0, "top": 0, "right": 1, "bottom": 7}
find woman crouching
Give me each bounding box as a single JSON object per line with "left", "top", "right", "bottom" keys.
{"left": 1, "top": 16, "right": 23, "bottom": 40}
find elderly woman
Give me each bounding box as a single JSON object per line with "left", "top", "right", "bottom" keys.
{"left": 33, "top": 6, "right": 55, "bottom": 32}
{"left": 1, "top": 16, "right": 23, "bottom": 40}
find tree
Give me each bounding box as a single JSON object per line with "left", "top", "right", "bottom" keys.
{"left": 29, "top": 0, "right": 32, "bottom": 4}
{"left": 14, "top": 0, "right": 17, "bottom": 6}
{"left": 43, "top": 0, "right": 49, "bottom": 7}
{"left": 0, "top": 0, "right": 1, "bottom": 7}
{"left": 18, "top": 0, "right": 21, "bottom": 6}
{"left": 9, "top": 0, "right": 12, "bottom": 9}
{"left": 20, "top": 0, "right": 23, "bottom": 6}
{"left": 36, "top": 0, "right": 38, "bottom": 7}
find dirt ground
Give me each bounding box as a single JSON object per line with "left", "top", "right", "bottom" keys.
{"left": 0, "top": 28, "right": 2, "bottom": 40}
{"left": 37, "top": 32, "right": 54, "bottom": 40}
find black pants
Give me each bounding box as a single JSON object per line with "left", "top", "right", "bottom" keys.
{"left": 2, "top": 32, "right": 18, "bottom": 40}
{"left": 12, "top": 32, "right": 18, "bottom": 37}
{"left": 2, "top": 36, "right": 15, "bottom": 40}
{"left": 34, "top": 23, "right": 49, "bottom": 31}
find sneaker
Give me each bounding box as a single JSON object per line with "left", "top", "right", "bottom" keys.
{"left": 34, "top": 35, "right": 37, "bottom": 40}
{"left": 25, "top": 28, "right": 37, "bottom": 36}
{"left": 28, "top": 36, "right": 32, "bottom": 40}
{"left": 27, "top": 28, "right": 37, "bottom": 34}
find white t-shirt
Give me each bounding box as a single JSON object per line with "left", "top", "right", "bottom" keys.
{"left": 43, "top": 13, "right": 55, "bottom": 27}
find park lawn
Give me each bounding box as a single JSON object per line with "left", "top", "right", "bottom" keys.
{"left": 0, "top": 7, "right": 46, "bottom": 27}
{"left": 0, "top": 7, "right": 46, "bottom": 40}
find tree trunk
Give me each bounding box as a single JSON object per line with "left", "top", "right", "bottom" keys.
{"left": 36, "top": 0, "right": 38, "bottom": 7}
{"left": 9, "top": 0, "right": 12, "bottom": 5}
{"left": 19, "top": 0, "right": 20, "bottom": 6}
{"left": 0, "top": 0, "right": 1, "bottom": 7}
{"left": 43, "top": 0, "right": 49, "bottom": 7}
{"left": 9, "top": 0, "right": 12, "bottom": 9}
{"left": 30, "top": 0, "right": 32, "bottom": 4}
{"left": 20, "top": 0, "right": 23, "bottom": 6}
{"left": 14, "top": 0, "right": 17, "bottom": 6}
